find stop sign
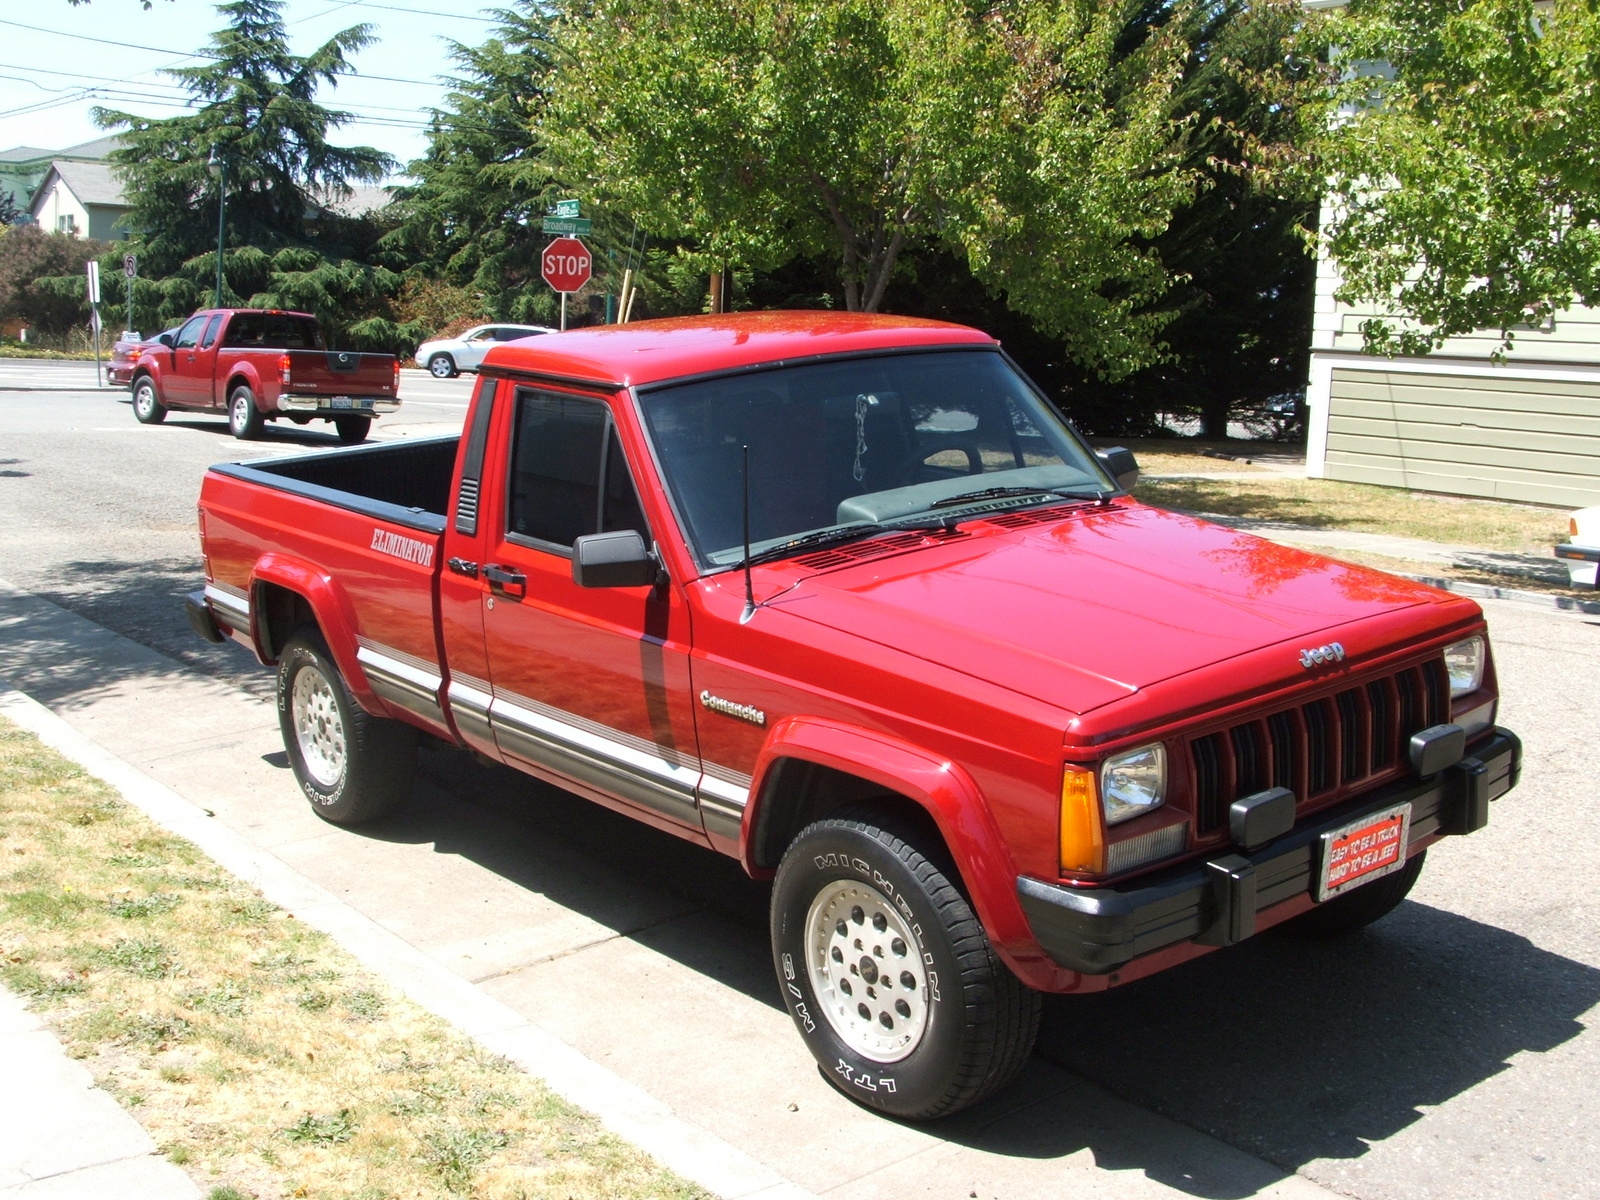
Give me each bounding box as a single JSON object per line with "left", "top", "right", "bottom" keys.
{"left": 541, "top": 236, "right": 592, "bottom": 293}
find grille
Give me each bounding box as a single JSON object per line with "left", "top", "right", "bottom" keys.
{"left": 1188, "top": 659, "right": 1449, "bottom": 835}
{"left": 793, "top": 526, "right": 965, "bottom": 570}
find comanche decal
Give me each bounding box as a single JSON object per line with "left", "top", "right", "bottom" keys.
{"left": 699, "top": 690, "right": 766, "bottom": 726}
{"left": 371, "top": 527, "right": 435, "bottom": 568}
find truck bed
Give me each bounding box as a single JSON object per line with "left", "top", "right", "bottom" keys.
{"left": 207, "top": 436, "right": 458, "bottom": 533}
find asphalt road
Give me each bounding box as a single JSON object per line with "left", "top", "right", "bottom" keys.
{"left": 3, "top": 359, "right": 1598, "bottom": 1199}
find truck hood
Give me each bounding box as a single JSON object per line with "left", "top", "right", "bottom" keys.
{"left": 763, "top": 504, "right": 1446, "bottom": 714}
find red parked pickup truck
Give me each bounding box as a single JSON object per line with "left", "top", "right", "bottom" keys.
{"left": 187, "top": 312, "right": 1520, "bottom": 1119}
{"left": 131, "top": 308, "right": 400, "bottom": 443}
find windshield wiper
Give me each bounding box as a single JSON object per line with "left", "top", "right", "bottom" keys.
{"left": 927, "top": 484, "right": 1116, "bottom": 513}
{"left": 741, "top": 518, "right": 949, "bottom": 568}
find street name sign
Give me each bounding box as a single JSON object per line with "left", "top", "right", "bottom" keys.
{"left": 541, "top": 216, "right": 592, "bottom": 234}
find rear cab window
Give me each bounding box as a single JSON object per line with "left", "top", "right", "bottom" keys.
{"left": 222, "top": 314, "right": 325, "bottom": 350}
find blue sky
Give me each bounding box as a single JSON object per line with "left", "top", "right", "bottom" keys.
{"left": 0, "top": 0, "right": 500, "bottom": 177}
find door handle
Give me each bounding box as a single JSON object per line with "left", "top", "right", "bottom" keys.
{"left": 483, "top": 564, "right": 526, "bottom": 598}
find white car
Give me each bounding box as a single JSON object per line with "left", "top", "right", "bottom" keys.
{"left": 1555, "top": 506, "right": 1600, "bottom": 587}
{"left": 415, "top": 324, "right": 556, "bottom": 378}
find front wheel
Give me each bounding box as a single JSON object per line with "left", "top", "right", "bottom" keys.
{"left": 770, "top": 810, "right": 1039, "bottom": 1119}
{"left": 227, "top": 384, "right": 265, "bottom": 439}
{"left": 276, "top": 628, "right": 417, "bottom": 825}
{"left": 427, "top": 353, "right": 457, "bottom": 379}
{"left": 333, "top": 415, "right": 371, "bottom": 444}
{"left": 132, "top": 376, "right": 166, "bottom": 424}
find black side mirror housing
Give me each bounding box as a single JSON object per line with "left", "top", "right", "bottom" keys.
{"left": 572, "top": 530, "right": 659, "bottom": 588}
{"left": 1096, "top": 446, "right": 1140, "bottom": 492}
{"left": 157, "top": 332, "right": 176, "bottom": 348}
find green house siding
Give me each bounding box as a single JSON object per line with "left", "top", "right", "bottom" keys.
{"left": 1324, "top": 367, "right": 1600, "bottom": 508}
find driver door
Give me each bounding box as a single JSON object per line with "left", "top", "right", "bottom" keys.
{"left": 479, "top": 386, "right": 704, "bottom": 837}
{"left": 162, "top": 315, "right": 211, "bottom": 408}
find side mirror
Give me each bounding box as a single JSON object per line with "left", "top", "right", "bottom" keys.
{"left": 157, "top": 332, "right": 176, "bottom": 348}
{"left": 1096, "top": 446, "right": 1140, "bottom": 492}
{"left": 572, "top": 530, "right": 659, "bottom": 588}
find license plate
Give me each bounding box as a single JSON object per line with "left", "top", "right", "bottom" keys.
{"left": 1316, "top": 802, "right": 1412, "bottom": 901}
{"left": 330, "top": 396, "right": 353, "bottom": 409}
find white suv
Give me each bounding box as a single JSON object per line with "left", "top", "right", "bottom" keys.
{"left": 415, "top": 324, "right": 556, "bottom": 378}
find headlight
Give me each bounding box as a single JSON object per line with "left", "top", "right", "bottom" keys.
{"left": 1100, "top": 743, "right": 1166, "bottom": 825}
{"left": 1443, "top": 636, "right": 1485, "bottom": 697}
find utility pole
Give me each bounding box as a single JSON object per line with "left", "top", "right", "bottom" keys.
{"left": 207, "top": 148, "right": 226, "bottom": 308}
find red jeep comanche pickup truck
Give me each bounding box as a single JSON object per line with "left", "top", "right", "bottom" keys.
{"left": 131, "top": 308, "right": 400, "bottom": 443}
{"left": 187, "top": 312, "right": 1520, "bottom": 1118}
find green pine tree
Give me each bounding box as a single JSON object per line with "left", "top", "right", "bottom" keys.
{"left": 384, "top": 4, "right": 559, "bottom": 325}
{"left": 94, "top": 0, "right": 395, "bottom": 278}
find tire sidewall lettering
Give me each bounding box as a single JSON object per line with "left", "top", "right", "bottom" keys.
{"left": 775, "top": 820, "right": 967, "bottom": 1116}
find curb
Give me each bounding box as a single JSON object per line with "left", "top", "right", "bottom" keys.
{"left": 0, "top": 683, "right": 817, "bottom": 1200}
{"left": 1398, "top": 574, "right": 1600, "bottom": 617}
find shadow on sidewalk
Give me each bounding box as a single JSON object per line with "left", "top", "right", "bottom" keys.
{"left": 345, "top": 746, "right": 1600, "bottom": 1197}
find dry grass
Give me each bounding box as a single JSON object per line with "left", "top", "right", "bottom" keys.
{"left": 1091, "top": 437, "right": 1278, "bottom": 475}
{"left": 0, "top": 716, "right": 706, "bottom": 1200}
{"left": 1134, "top": 475, "right": 1568, "bottom": 553}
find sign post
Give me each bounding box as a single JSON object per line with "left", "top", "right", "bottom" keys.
{"left": 85, "top": 260, "right": 103, "bottom": 386}
{"left": 541, "top": 236, "right": 593, "bottom": 331}
{"left": 122, "top": 253, "right": 138, "bottom": 339}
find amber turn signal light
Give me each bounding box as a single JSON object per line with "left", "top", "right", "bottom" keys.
{"left": 1060, "top": 765, "right": 1105, "bottom": 874}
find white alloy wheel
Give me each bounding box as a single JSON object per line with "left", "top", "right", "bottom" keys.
{"left": 428, "top": 353, "right": 455, "bottom": 378}
{"left": 805, "top": 877, "right": 931, "bottom": 1063}
{"left": 291, "top": 664, "right": 346, "bottom": 790}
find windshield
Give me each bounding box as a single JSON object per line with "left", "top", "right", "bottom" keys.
{"left": 636, "top": 349, "right": 1115, "bottom": 567}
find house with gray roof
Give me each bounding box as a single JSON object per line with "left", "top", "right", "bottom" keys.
{"left": 0, "top": 135, "right": 125, "bottom": 223}
{"left": 28, "top": 159, "right": 131, "bottom": 241}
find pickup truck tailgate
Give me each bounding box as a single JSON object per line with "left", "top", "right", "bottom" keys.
{"left": 287, "top": 349, "right": 398, "bottom": 397}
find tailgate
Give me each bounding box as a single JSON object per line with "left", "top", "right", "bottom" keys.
{"left": 287, "top": 349, "right": 397, "bottom": 395}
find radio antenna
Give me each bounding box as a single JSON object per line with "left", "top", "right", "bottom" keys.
{"left": 740, "top": 444, "right": 757, "bottom": 624}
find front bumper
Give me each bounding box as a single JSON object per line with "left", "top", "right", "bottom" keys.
{"left": 277, "top": 395, "right": 401, "bottom": 415}
{"left": 1554, "top": 543, "right": 1599, "bottom": 588}
{"left": 1018, "top": 728, "right": 1521, "bottom": 975}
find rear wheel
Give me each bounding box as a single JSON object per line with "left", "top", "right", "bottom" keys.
{"left": 1281, "top": 850, "right": 1426, "bottom": 939}
{"left": 276, "top": 627, "right": 417, "bottom": 825}
{"left": 132, "top": 376, "right": 166, "bottom": 424}
{"left": 770, "top": 809, "right": 1039, "bottom": 1119}
{"left": 227, "top": 384, "right": 265, "bottom": 439}
{"left": 333, "top": 415, "right": 371, "bottom": 444}
{"left": 428, "top": 353, "right": 457, "bottom": 378}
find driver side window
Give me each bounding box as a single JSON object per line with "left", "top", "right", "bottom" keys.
{"left": 506, "top": 389, "right": 649, "bottom": 552}
{"left": 174, "top": 316, "right": 207, "bottom": 349}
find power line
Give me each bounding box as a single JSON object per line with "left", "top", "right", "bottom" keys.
{"left": 0, "top": 17, "right": 447, "bottom": 87}
{"left": 0, "top": 62, "right": 449, "bottom": 116}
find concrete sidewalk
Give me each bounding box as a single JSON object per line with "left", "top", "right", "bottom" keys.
{"left": 0, "top": 986, "right": 199, "bottom": 1199}
{"left": 0, "top": 577, "right": 1341, "bottom": 1200}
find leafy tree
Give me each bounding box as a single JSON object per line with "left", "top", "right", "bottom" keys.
{"left": 93, "top": 0, "right": 394, "bottom": 275}
{"left": 0, "top": 191, "right": 21, "bottom": 226}
{"left": 546, "top": 0, "right": 1198, "bottom": 378}
{"left": 0, "top": 227, "right": 107, "bottom": 335}
{"left": 1066, "top": 0, "right": 1319, "bottom": 436}
{"left": 385, "top": 5, "right": 560, "bottom": 325}
{"left": 1311, "top": 0, "right": 1600, "bottom": 355}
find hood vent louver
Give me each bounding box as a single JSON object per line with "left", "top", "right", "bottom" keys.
{"left": 794, "top": 526, "right": 967, "bottom": 571}
{"left": 983, "top": 501, "right": 1119, "bottom": 531}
